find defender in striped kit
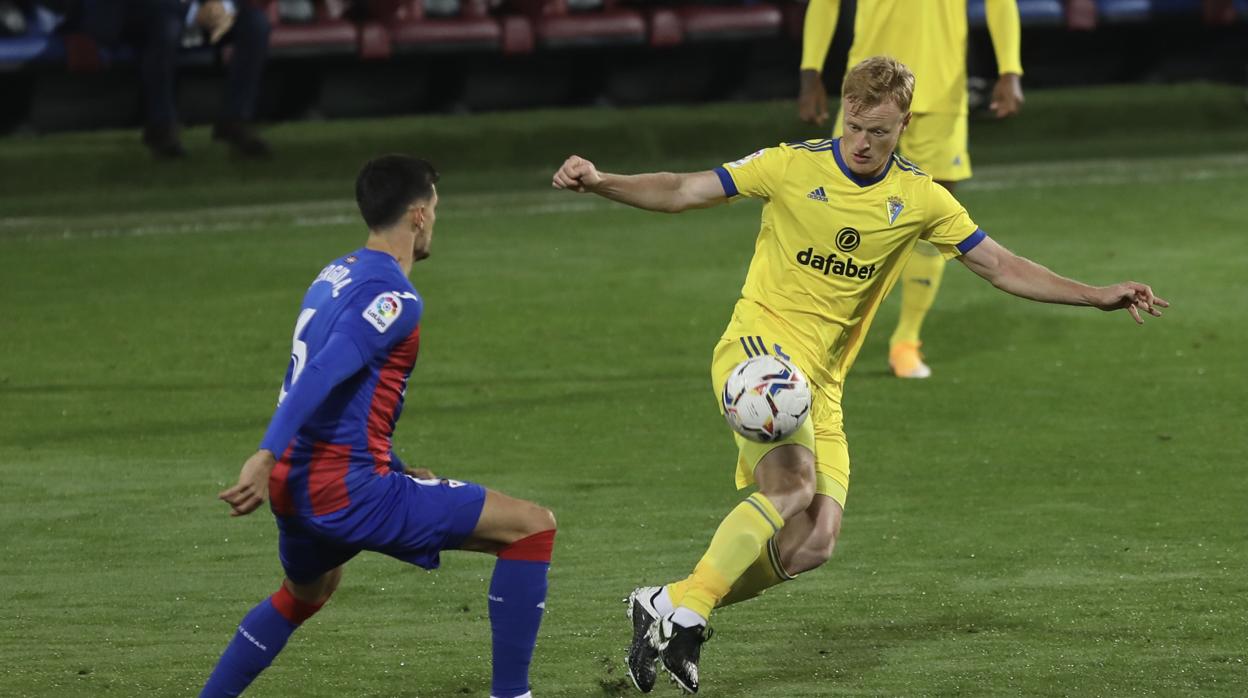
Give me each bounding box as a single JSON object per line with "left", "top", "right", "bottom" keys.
{"left": 201, "top": 155, "right": 556, "bottom": 698}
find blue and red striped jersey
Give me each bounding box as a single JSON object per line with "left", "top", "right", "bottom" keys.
{"left": 262, "top": 248, "right": 422, "bottom": 518}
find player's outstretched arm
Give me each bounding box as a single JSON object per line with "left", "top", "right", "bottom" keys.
{"left": 958, "top": 235, "right": 1169, "bottom": 324}
{"left": 551, "top": 155, "right": 728, "bottom": 213}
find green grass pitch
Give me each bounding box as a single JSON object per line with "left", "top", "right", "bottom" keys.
{"left": 1, "top": 84, "right": 1246, "bottom": 696}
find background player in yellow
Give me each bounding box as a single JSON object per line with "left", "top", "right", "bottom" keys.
{"left": 799, "top": 0, "right": 1026, "bottom": 378}
{"left": 552, "top": 57, "right": 1166, "bottom": 695}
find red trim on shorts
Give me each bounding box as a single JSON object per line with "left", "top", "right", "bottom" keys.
{"left": 268, "top": 445, "right": 296, "bottom": 517}
{"left": 307, "top": 442, "right": 353, "bottom": 516}
{"left": 367, "top": 326, "right": 421, "bottom": 475}
{"left": 497, "top": 529, "right": 556, "bottom": 563}
{"left": 270, "top": 585, "right": 323, "bottom": 625}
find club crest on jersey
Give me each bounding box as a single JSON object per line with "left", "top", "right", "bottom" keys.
{"left": 807, "top": 186, "right": 829, "bottom": 203}
{"left": 728, "top": 150, "right": 765, "bottom": 168}
{"left": 886, "top": 196, "right": 904, "bottom": 225}
{"left": 363, "top": 292, "right": 402, "bottom": 333}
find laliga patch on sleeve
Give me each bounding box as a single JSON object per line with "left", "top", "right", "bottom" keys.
{"left": 728, "top": 150, "right": 765, "bottom": 168}
{"left": 362, "top": 292, "right": 403, "bottom": 333}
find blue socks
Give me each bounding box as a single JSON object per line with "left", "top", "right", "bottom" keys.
{"left": 201, "top": 530, "right": 555, "bottom": 698}
{"left": 488, "top": 530, "right": 555, "bottom": 698}
{"left": 200, "top": 587, "right": 320, "bottom": 698}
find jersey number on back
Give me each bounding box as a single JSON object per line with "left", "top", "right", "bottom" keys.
{"left": 278, "top": 308, "right": 316, "bottom": 405}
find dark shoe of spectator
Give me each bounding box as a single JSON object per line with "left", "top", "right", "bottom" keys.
{"left": 142, "top": 125, "right": 188, "bottom": 160}
{"left": 212, "top": 120, "right": 272, "bottom": 159}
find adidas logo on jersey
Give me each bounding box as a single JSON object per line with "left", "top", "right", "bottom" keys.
{"left": 807, "top": 187, "right": 828, "bottom": 202}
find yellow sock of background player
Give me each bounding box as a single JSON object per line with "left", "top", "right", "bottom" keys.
{"left": 674, "top": 492, "right": 785, "bottom": 621}
{"left": 889, "top": 240, "right": 946, "bottom": 378}
{"left": 666, "top": 536, "right": 794, "bottom": 610}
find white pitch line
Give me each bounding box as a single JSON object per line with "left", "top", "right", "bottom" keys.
{"left": 3, "top": 152, "right": 1245, "bottom": 240}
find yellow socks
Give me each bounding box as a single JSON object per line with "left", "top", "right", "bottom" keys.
{"left": 675, "top": 493, "right": 784, "bottom": 619}
{"left": 718, "top": 536, "right": 794, "bottom": 606}
{"left": 890, "top": 239, "right": 946, "bottom": 347}
{"left": 665, "top": 536, "right": 794, "bottom": 611}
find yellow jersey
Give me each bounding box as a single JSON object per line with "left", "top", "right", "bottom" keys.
{"left": 800, "top": 0, "right": 1023, "bottom": 115}
{"left": 714, "top": 140, "right": 983, "bottom": 387}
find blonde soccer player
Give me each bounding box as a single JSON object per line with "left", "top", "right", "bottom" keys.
{"left": 800, "top": 0, "right": 1026, "bottom": 378}
{"left": 552, "top": 57, "right": 1165, "bottom": 695}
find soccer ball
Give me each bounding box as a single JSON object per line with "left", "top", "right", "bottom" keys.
{"left": 721, "top": 355, "right": 811, "bottom": 443}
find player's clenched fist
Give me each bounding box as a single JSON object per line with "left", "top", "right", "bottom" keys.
{"left": 552, "top": 155, "right": 603, "bottom": 193}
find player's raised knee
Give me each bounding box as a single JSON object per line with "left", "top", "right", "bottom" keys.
{"left": 497, "top": 505, "right": 557, "bottom": 563}
{"left": 526, "top": 503, "right": 557, "bottom": 536}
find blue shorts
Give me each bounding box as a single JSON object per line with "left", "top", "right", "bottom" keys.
{"left": 277, "top": 473, "right": 487, "bottom": 584}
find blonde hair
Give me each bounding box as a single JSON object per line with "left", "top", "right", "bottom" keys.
{"left": 841, "top": 56, "right": 915, "bottom": 113}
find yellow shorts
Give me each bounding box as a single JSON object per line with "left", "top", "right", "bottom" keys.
{"left": 834, "top": 108, "right": 972, "bottom": 183}
{"left": 711, "top": 334, "right": 850, "bottom": 508}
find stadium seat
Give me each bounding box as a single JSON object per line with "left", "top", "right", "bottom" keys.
{"left": 675, "top": 2, "right": 782, "bottom": 42}
{"left": 0, "top": 33, "right": 62, "bottom": 68}
{"left": 507, "top": 0, "right": 646, "bottom": 49}
{"left": 1096, "top": 0, "right": 1152, "bottom": 22}
{"left": 1064, "top": 0, "right": 1098, "bottom": 29}
{"left": 968, "top": 0, "right": 1065, "bottom": 27}
{"left": 1149, "top": 0, "right": 1202, "bottom": 14}
{"left": 644, "top": 6, "right": 683, "bottom": 48}
{"left": 369, "top": 0, "right": 526, "bottom": 56}
{"left": 0, "top": 6, "right": 140, "bottom": 72}
{"left": 0, "top": 6, "right": 63, "bottom": 69}
{"left": 1198, "top": 0, "right": 1237, "bottom": 23}
{"left": 260, "top": 0, "right": 361, "bottom": 57}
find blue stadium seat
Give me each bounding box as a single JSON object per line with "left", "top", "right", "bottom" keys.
{"left": 1149, "top": 0, "right": 1202, "bottom": 15}
{"left": 0, "top": 6, "right": 65, "bottom": 69}
{"left": 1096, "top": 0, "right": 1152, "bottom": 22}
{"left": 1100, "top": 0, "right": 1210, "bottom": 22}
{"left": 0, "top": 34, "right": 64, "bottom": 68}
{"left": 968, "top": 0, "right": 1065, "bottom": 28}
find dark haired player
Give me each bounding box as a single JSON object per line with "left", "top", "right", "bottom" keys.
{"left": 200, "top": 155, "right": 556, "bottom": 698}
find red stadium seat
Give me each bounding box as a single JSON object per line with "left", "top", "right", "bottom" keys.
{"left": 644, "top": 6, "right": 683, "bottom": 47}
{"left": 369, "top": 0, "right": 530, "bottom": 55}
{"left": 507, "top": 0, "right": 647, "bottom": 49}
{"left": 675, "top": 3, "right": 782, "bottom": 42}
{"left": 1201, "top": 0, "right": 1238, "bottom": 23}
{"left": 261, "top": 0, "right": 360, "bottom": 57}
{"left": 1065, "top": 0, "right": 1098, "bottom": 29}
